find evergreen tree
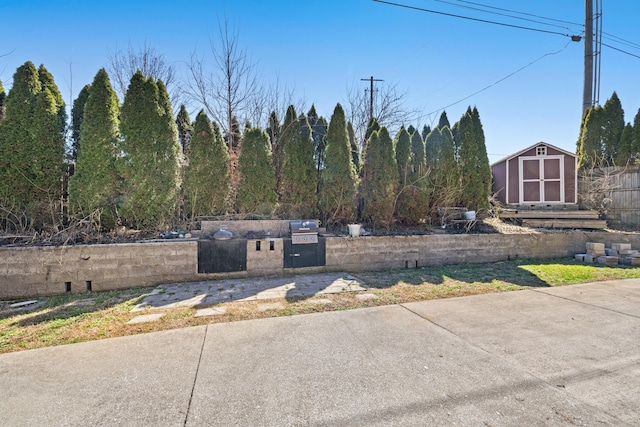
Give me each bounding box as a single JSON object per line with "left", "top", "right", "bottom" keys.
{"left": 347, "top": 121, "right": 360, "bottom": 172}
{"left": 395, "top": 127, "right": 411, "bottom": 187}
{"left": 237, "top": 126, "right": 277, "bottom": 215}
{"left": 425, "top": 127, "right": 441, "bottom": 169}
{"left": 278, "top": 105, "right": 317, "bottom": 218}
{"left": 360, "top": 127, "right": 398, "bottom": 226}
{"left": 455, "top": 107, "right": 491, "bottom": 212}
{"left": 429, "top": 126, "right": 461, "bottom": 219}
{"left": 183, "top": 111, "right": 230, "bottom": 218}
{"left": 577, "top": 106, "right": 605, "bottom": 169}
{"left": 633, "top": 109, "right": 640, "bottom": 162}
{"left": 68, "top": 69, "right": 120, "bottom": 228}
{"left": 119, "top": 72, "right": 181, "bottom": 228}
{"left": 601, "top": 92, "right": 625, "bottom": 164}
{"left": 421, "top": 125, "right": 431, "bottom": 143}
{"left": 0, "top": 80, "right": 5, "bottom": 122}
{"left": 395, "top": 126, "right": 421, "bottom": 224}
{"left": 437, "top": 111, "right": 450, "bottom": 130}
{"left": 319, "top": 103, "right": 357, "bottom": 224}
{"left": 70, "top": 84, "right": 91, "bottom": 161}
{"left": 617, "top": 123, "right": 635, "bottom": 165}
{"left": 176, "top": 104, "right": 192, "bottom": 157}
{"left": 266, "top": 111, "right": 282, "bottom": 189}
{"left": 0, "top": 62, "right": 65, "bottom": 229}
{"left": 308, "top": 105, "right": 328, "bottom": 189}
{"left": 38, "top": 64, "right": 67, "bottom": 134}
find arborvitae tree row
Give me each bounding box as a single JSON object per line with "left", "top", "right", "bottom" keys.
{"left": 601, "top": 92, "right": 625, "bottom": 164}
{"left": 70, "top": 84, "right": 91, "bottom": 161}
{"left": 277, "top": 105, "right": 318, "bottom": 218}
{"left": 68, "top": 69, "right": 121, "bottom": 229}
{"left": 409, "top": 129, "right": 430, "bottom": 223}
{"left": 318, "top": 103, "right": 357, "bottom": 224}
{"left": 119, "top": 72, "right": 181, "bottom": 228}
{"left": 183, "top": 110, "right": 230, "bottom": 218}
{"left": 176, "top": 104, "right": 192, "bottom": 157}
{"left": 0, "top": 61, "right": 65, "bottom": 229}
{"left": 360, "top": 127, "right": 398, "bottom": 226}
{"left": 577, "top": 106, "right": 605, "bottom": 169}
{"left": 430, "top": 126, "right": 461, "bottom": 213}
{"left": 455, "top": 107, "right": 491, "bottom": 212}
{"left": 236, "top": 126, "right": 278, "bottom": 215}
{"left": 347, "top": 121, "right": 360, "bottom": 172}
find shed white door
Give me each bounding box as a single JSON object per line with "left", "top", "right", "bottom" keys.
{"left": 518, "top": 155, "right": 564, "bottom": 203}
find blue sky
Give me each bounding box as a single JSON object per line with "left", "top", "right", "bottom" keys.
{"left": 2, "top": 0, "right": 639, "bottom": 163}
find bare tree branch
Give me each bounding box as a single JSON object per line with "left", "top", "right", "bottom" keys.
{"left": 107, "top": 40, "right": 179, "bottom": 107}
{"left": 344, "top": 80, "right": 420, "bottom": 150}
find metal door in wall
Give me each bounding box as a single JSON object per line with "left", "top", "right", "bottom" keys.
{"left": 197, "top": 239, "right": 247, "bottom": 273}
{"left": 519, "top": 155, "right": 564, "bottom": 203}
{"left": 283, "top": 237, "right": 326, "bottom": 268}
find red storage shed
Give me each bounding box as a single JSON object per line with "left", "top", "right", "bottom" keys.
{"left": 491, "top": 142, "right": 577, "bottom": 206}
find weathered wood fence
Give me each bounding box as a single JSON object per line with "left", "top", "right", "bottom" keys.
{"left": 589, "top": 165, "right": 640, "bottom": 227}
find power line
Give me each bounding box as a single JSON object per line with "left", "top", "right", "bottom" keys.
{"left": 425, "top": 0, "right": 579, "bottom": 33}
{"left": 372, "top": 0, "right": 576, "bottom": 38}
{"left": 602, "top": 42, "right": 640, "bottom": 60}
{"left": 427, "top": 40, "right": 573, "bottom": 116}
{"left": 452, "top": 0, "right": 583, "bottom": 27}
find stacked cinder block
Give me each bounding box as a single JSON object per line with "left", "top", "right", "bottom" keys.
{"left": 575, "top": 242, "right": 605, "bottom": 263}
{"left": 610, "top": 243, "right": 640, "bottom": 266}
{"left": 575, "top": 242, "right": 640, "bottom": 266}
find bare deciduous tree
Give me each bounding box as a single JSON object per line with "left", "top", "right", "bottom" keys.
{"left": 183, "top": 18, "right": 259, "bottom": 151}
{"left": 107, "top": 40, "right": 179, "bottom": 107}
{"left": 345, "top": 80, "right": 420, "bottom": 151}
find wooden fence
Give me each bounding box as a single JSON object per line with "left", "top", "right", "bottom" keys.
{"left": 597, "top": 165, "right": 640, "bottom": 227}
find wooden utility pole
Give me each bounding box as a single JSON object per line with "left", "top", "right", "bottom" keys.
{"left": 361, "top": 76, "right": 384, "bottom": 121}
{"left": 582, "top": 0, "right": 593, "bottom": 116}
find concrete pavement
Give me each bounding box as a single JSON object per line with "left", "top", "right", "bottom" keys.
{"left": 1, "top": 279, "right": 639, "bottom": 426}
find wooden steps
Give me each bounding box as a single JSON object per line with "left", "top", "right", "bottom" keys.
{"left": 521, "top": 219, "right": 607, "bottom": 229}
{"left": 500, "top": 210, "right": 599, "bottom": 220}
{"left": 498, "top": 207, "right": 606, "bottom": 230}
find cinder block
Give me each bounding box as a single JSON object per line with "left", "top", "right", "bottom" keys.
{"left": 586, "top": 242, "right": 605, "bottom": 252}
{"left": 619, "top": 249, "right": 638, "bottom": 256}
{"left": 620, "top": 257, "right": 640, "bottom": 266}
{"left": 605, "top": 248, "right": 619, "bottom": 257}
{"left": 574, "top": 254, "right": 586, "bottom": 262}
{"left": 583, "top": 255, "right": 594, "bottom": 263}
{"left": 612, "top": 243, "right": 632, "bottom": 251}
{"left": 596, "top": 256, "right": 618, "bottom": 265}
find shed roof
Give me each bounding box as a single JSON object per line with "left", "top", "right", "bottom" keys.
{"left": 491, "top": 142, "right": 576, "bottom": 167}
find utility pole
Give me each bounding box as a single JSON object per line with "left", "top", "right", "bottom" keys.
{"left": 582, "top": 0, "right": 602, "bottom": 117}
{"left": 582, "top": 0, "right": 593, "bottom": 116}
{"left": 361, "top": 76, "right": 384, "bottom": 121}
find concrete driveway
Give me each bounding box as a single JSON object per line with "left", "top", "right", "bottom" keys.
{"left": 1, "top": 279, "right": 639, "bottom": 426}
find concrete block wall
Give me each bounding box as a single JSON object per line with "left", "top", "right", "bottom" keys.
{"left": 246, "top": 238, "right": 284, "bottom": 275}
{"left": 2, "top": 231, "right": 640, "bottom": 299}
{"left": 0, "top": 241, "right": 201, "bottom": 299}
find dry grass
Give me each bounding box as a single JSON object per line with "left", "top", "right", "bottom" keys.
{"left": 2, "top": 258, "right": 640, "bottom": 354}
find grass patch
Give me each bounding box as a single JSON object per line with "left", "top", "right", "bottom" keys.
{"left": 1, "top": 257, "right": 639, "bottom": 354}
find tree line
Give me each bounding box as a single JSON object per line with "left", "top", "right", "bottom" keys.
{"left": 0, "top": 62, "right": 492, "bottom": 232}
{"left": 577, "top": 91, "right": 640, "bottom": 169}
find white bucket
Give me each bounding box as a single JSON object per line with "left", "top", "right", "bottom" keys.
{"left": 464, "top": 211, "right": 476, "bottom": 221}
{"left": 347, "top": 224, "right": 361, "bottom": 237}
